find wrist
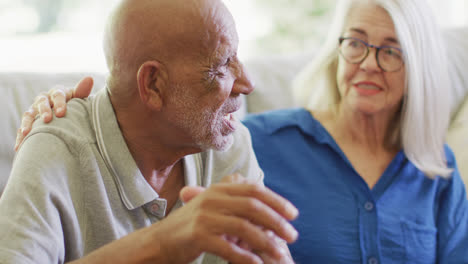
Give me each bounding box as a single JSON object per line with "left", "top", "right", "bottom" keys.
{"left": 135, "top": 225, "right": 169, "bottom": 263}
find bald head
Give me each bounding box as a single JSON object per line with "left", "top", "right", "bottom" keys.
{"left": 103, "top": 0, "right": 237, "bottom": 94}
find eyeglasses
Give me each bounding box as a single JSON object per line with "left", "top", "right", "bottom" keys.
{"left": 338, "top": 37, "right": 404, "bottom": 72}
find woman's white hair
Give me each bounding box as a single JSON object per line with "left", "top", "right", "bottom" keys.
{"left": 293, "top": 0, "right": 452, "bottom": 178}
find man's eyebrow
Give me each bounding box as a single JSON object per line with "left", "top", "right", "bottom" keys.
{"left": 348, "top": 27, "right": 399, "bottom": 44}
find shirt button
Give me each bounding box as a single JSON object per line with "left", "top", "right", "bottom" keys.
{"left": 364, "top": 201, "right": 374, "bottom": 211}
{"left": 151, "top": 203, "right": 160, "bottom": 212}
{"left": 368, "top": 257, "right": 378, "bottom": 264}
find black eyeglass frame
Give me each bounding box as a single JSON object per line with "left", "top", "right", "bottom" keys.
{"left": 338, "top": 37, "right": 404, "bottom": 72}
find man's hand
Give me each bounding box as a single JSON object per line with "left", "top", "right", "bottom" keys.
{"left": 180, "top": 174, "right": 296, "bottom": 263}
{"left": 15, "top": 77, "right": 94, "bottom": 151}
{"left": 152, "top": 174, "right": 298, "bottom": 264}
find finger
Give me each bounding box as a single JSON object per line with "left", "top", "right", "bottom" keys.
{"left": 73, "top": 77, "right": 94, "bottom": 99}
{"left": 202, "top": 236, "right": 262, "bottom": 264}
{"left": 33, "top": 94, "right": 53, "bottom": 123}
{"left": 257, "top": 241, "right": 292, "bottom": 264}
{"left": 20, "top": 108, "right": 38, "bottom": 134}
{"left": 20, "top": 107, "right": 37, "bottom": 134}
{"left": 220, "top": 173, "right": 257, "bottom": 185}
{"left": 220, "top": 173, "right": 246, "bottom": 184}
{"left": 206, "top": 214, "right": 286, "bottom": 260}
{"left": 207, "top": 195, "right": 298, "bottom": 243}
{"left": 258, "top": 250, "right": 293, "bottom": 264}
{"left": 260, "top": 230, "right": 293, "bottom": 263}
{"left": 49, "top": 86, "right": 68, "bottom": 117}
{"left": 238, "top": 239, "right": 251, "bottom": 251}
{"left": 224, "top": 234, "right": 240, "bottom": 244}
{"left": 15, "top": 107, "right": 38, "bottom": 151}
{"left": 180, "top": 186, "right": 206, "bottom": 203}
{"left": 215, "top": 183, "right": 299, "bottom": 221}
{"left": 15, "top": 129, "right": 23, "bottom": 151}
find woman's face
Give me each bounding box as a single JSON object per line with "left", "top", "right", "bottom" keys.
{"left": 336, "top": 2, "right": 405, "bottom": 117}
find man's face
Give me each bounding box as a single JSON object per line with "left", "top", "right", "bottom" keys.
{"left": 164, "top": 6, "right": 254, "bottom": 151}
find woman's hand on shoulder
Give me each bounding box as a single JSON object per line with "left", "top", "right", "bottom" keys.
{"left": 15, "top": 77, "right": 94, "bottom": 151}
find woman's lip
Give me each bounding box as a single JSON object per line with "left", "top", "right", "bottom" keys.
{"left": 353, "top": 84, "right": 382, "bottom": 96}
{"left": 354, "top": 81, "right": 383, "bottom": 89}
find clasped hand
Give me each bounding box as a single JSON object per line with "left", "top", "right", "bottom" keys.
{"left": 157, "top": 174, "right": 298, "bottom": 263}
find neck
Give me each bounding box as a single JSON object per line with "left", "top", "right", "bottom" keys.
{"left": 333, "top": 104, "right": 400, "bottom": 153}
{"left": 109, "top": 93, "right": 199, "bottom": 189}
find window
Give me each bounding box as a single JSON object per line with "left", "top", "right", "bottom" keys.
{"left": 1, "top": 0, "right": 466, "bottom": 72}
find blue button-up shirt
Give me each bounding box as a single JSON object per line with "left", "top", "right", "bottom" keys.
{"left": 243, "top": 108, "right": 468, "bottom": 264}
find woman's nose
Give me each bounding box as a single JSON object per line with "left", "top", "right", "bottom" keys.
{"left": 359, "top": 48, "right": 382, "bottom": 72}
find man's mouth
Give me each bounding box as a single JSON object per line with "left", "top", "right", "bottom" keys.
{"left": 224, "top": 113, "right": 233, "bottom": 121}
{"left": 222, "top": 113, "right": 237, "bottom": 133}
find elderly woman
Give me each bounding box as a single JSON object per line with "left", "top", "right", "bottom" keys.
{"left": 16, "top": 0, "right": 468, "bottom": 262}
{"left": 243, "top": 0, "right": 468, "bottom": 263}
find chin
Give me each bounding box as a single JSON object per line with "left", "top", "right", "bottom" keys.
{"left": 348, "top": 100, "right": 382, "bottom": 115}
{"left": 202, "top": 134, "right": 234, "bottom": 152}
{"left": 355, "top": 106, "right": 380, "bottom": 115}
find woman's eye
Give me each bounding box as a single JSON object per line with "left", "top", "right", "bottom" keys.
{"left": 346, "top": 39, "right": 363, "bottom": 48}
{"left": 385, "top": 48, "right": 401, "bottom": 58}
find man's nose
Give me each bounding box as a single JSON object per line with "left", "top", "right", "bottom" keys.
{"left": 232, "top": 61, "right": 255, "bottom": 95}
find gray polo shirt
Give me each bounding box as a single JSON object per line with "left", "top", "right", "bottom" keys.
{"left": 0, "top": 88, "right": 263, "bottom": 264}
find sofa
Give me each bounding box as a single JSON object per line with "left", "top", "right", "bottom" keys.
{"left": 1, "top": 27, "right": 468, "bottom": 196}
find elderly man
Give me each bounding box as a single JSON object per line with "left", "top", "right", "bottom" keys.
{"left": 0, "top": 0, "right": 298, "bottom": 263}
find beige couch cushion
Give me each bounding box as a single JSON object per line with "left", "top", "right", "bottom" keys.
{"left": 448, "top": 96, "right": 468, "bottom": 184}
{"left": 444, "top": 27, "right": 468, "bottom": 183}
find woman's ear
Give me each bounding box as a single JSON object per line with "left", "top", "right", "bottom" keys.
{"left": 136, "top": 61, "right": 167, "bottom": 111}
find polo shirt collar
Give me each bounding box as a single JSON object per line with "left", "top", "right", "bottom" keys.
{"left": 91, "top": 89, "right": 158, "bottom": 210}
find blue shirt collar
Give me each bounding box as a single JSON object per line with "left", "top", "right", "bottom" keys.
{"left": 264, "top": 108, "right": 331, "bottom": 144}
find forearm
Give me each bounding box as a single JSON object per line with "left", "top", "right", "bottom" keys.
{"left": 69, "top": 225, "right": 167, "bottom": 264}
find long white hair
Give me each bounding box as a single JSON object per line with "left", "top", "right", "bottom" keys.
{"left": 293, "top": 0, "right": 452, "bottom": 178}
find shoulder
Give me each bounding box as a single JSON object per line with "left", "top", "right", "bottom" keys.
{"left": 433, "top": 145, "right": 461, "bottom": 187}
{"left": 46, "top": 97, "right": 94, "bottom": 136}
{"left": 434, "top": 146, "right": 468, "bottom": 251}
{"left": 13, "top": 98, "right": 95, "bottom": 188}
{"left": 443, "top": 144, "right": 457, "bottom": 169}
{"left": 428, "top": 144, "right": 466, "bottom": 217}
{"left": 18, "top": 97, "right": 96, "bottom": 152}
{"left": 435, "top": 144, "right": 464, "bottom": 190}
{"left": 12, "top": 132, "right": 84, "bottom": 185}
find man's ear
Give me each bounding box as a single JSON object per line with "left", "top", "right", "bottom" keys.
{"left": 136, "top": 61, "right": 166, "bottom": 111}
